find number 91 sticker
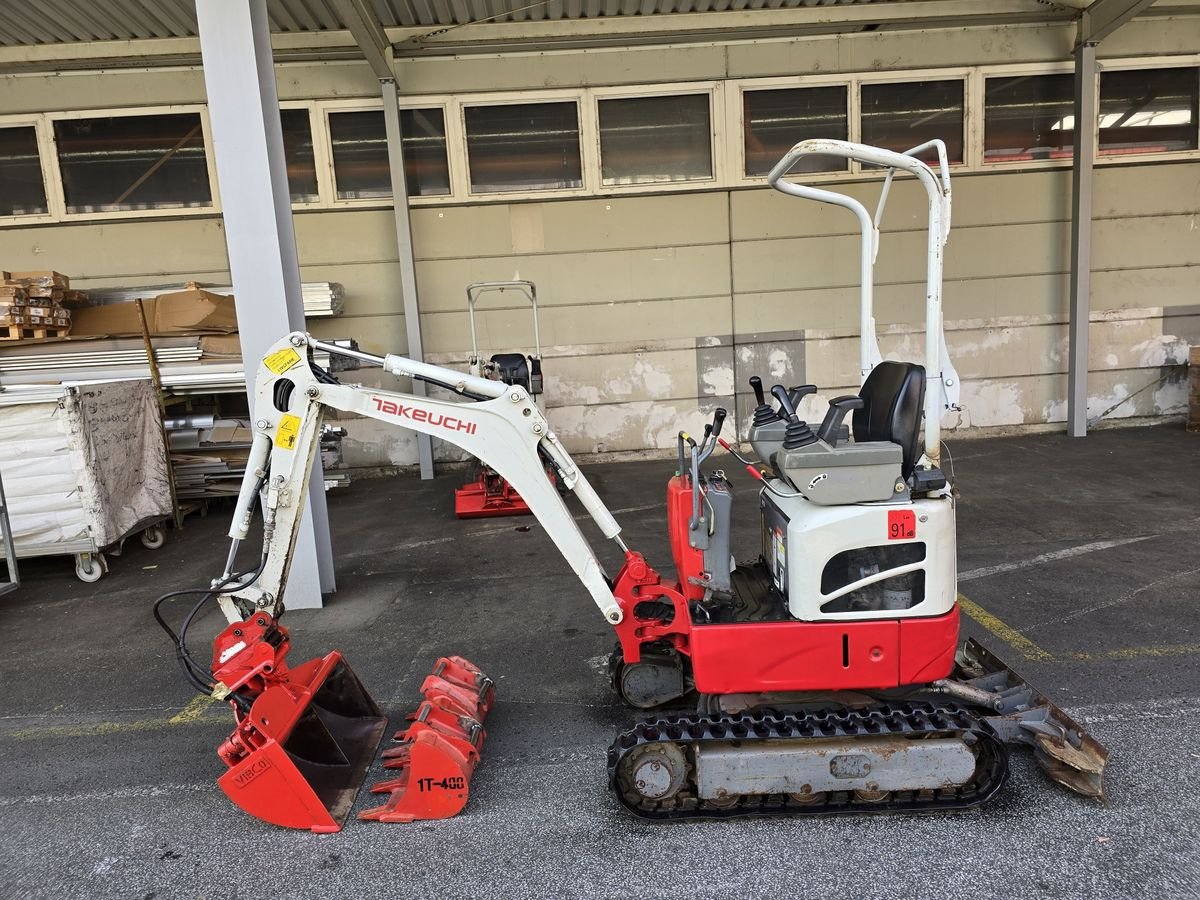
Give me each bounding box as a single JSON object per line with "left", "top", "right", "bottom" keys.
{"left": 888, "top": 510, "right": 916, "bottom": 540}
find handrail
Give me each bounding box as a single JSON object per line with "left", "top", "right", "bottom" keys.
{"left": 766, "top": 138, "right": 958, "bottom": 466}
{"left": 465, "top": 280, "right": 541, "bottom": 362}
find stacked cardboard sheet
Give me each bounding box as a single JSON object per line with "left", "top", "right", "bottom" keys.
{"left": 88, "top": 281, "right": 346, "bottom": 318}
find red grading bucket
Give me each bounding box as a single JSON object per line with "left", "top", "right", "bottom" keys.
{"left": 359, "top": 656, "right": 494, "bottom": 823}
{"left": 215, "top": 650, "right": 388, "bottom": 834}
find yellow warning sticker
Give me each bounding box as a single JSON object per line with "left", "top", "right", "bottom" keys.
{"left": 264, "top": 347, "right": 301, "bottom": 374}
{"left": 276, "top": 414, "right": 301, "bottom": 450}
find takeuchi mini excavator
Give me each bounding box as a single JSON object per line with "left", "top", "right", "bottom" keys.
{"left": 165, "top": 139, "right": 1108, "bottom": 832}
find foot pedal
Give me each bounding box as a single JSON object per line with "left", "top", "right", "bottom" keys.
{"left": 359, "top": 656, "right": 494, "bottom": 823}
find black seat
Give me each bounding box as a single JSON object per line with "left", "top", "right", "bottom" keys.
{"left": 490, "top": 353, "right": 530, "bottom": 391}
{"left": 853, "top": 361, "right": 926, "bottom": 479}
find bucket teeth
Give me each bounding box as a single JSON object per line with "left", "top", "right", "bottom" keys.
{"left": 359, "top": 656, "right": 493, "bottom": 824}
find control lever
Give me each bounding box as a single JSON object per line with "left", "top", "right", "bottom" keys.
{"left": 772, "top": 385, "right": 818, "bottom": 450}
{"left": 771, "top": 385, "right": 799, "bottom": 423}
{"left": 711, "top": 407, "right": 727, "bottom": 438}
{"left": 817, "top": 396, "right": 864, "bottom": 446}
{"left": 750, "top": 376, "right": 778, "bottom": 427}
{"left": 788, "top": 385, "right": 818, "bottom": 410}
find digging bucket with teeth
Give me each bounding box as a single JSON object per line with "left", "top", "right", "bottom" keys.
{"left": 215, "top": 639, "right": 388, "bottom": 834}
{"left": 359, "top": 656, "right": 495, "bottom": 823}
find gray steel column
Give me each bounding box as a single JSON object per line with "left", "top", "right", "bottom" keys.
{"left": 382, "top": 77, "right": 434, "bottom": 479}
{"left": 196, "top": 0, "right": 335, "bottom": 605}
{"left": 1067, "top": 41, "right": 1097, "bottom": 438}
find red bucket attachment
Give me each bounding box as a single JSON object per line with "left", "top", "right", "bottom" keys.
{"left": 214, "top": 639, "right": 387, "bottom": 833}
{"left": 359, "top": 656, "right": 494, "bottom": 824}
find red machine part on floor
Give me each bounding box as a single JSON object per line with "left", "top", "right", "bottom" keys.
{"left": 211, "top": 614, "right": 493, "bottom": 831}
{"left": 360, "top": 656, "right": 495, "bottom": 823}
{"left": 454, "top": 464, "right": 534, "bottom": 518}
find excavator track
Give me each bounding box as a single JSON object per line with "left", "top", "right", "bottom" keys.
{"left": 607, "top": 701, "right": 1008, "bottom": 820}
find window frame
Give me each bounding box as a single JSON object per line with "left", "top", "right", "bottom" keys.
{"left": 279, "top": 100, "right": 330, "bottom": 209}
{"left": 321, "top": 96, "right": 457, "bottom": 208}
{"left": 45, "top": 103, "right": 221, "bottom": 222}
{"left": 588, "top": 81, "right": 723, "bottom": 195}
{"left": 0, "top": 114, "right": 58, "bottom": 223}
{"left": 728, "top": 73, "right": 856, "bottom": 186}
{"left": 457, "top": 89, "right": 592, "bottom": 201}
{"left": 0, "top": 55, "right": 1197, "bottom": 227}
{"left": 978, "top": 61, "right": 1079, "bottom": 172}
{"left": 1094, "top": 55, "right": 1200, "bottom": 166}
{"left": 854, "top": 69, "right": 972, "bottom": 172}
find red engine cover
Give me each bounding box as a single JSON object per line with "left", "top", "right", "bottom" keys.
{"left": 665, "top": 475, "right": 705, "bottom": 602}
{"left": 687, "top": 608, "right": 959, "bottom": 694}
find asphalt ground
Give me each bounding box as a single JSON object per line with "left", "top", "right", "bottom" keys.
{"left": 1, "top": 425, "right": 1199, "bottom": 899}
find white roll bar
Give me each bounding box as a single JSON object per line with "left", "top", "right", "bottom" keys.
{"left": 766, "top": 138, "right": 961, "bottom": 465}
{"left": 466, "top": 280, "right": 541, "bottom": 363}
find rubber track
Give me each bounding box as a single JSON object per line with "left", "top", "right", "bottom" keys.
{"left": 606, "top": 701, "right": 1009, "bottom": 820}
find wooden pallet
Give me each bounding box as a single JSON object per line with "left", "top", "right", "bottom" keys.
{"left": 0, "top": 324, "right": 69, "bottom": 341}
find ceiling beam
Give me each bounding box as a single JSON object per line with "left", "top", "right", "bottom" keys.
{"left": 329, "top": 0, "right": 393, "bottom": 78}
{"left": 1079, "top": 0, "right": 1158, "bottom": 44}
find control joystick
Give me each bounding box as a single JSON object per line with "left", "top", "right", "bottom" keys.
{"left": 772, "top": 385, "right": 818, "bottom": 450}
{"left": 750, "top": 376, "right": 778, "bottom": 427}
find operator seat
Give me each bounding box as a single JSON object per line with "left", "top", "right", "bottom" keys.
{"left": 854, "top": 361, "right": 926, "bottom": 479}
{"left": 489, "top": 353, "right": 531, "bottom": 392}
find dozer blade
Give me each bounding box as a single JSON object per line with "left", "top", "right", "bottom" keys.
{"left": 953, "top": 638, "right": 1109, "bottom": 800}
{"left": 359, "top": 656, "right": 493, "bottom": 824}
{"left": 217, "top": 652, "right": 388, "bottom": 833}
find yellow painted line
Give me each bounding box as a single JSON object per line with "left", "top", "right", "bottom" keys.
{"left": 1066, "top": 644, "right": 1200, "bottom": 661}
{"left": 168, "top": 694, "right": 216, "bottom": 725}
{"left": 957, "top": 593, "right": 1055, "bottom": 662}
{"left": 6, "top": 697, "right": 223, "bottom": 741}
{"left": 957, "top": 593, "right": 1200, "bottom": 663}
{"left": 7, "top": 718, "right": 173, "bottom": 740}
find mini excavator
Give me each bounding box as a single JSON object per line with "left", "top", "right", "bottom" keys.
{"left": 160, "top": 139, "right": 1108, "bottom": 831}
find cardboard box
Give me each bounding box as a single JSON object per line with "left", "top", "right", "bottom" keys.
{"left": 70, "top": 301, "right": 150, "bottom": 337}
{"left": 69, "top": 289, "right": 237, "bottom": 337}
{"left": 10, "top": 270, "right": 68, "bottom": 288}
{"left": 152, "top": 287, "right": 237, "bottom": 334}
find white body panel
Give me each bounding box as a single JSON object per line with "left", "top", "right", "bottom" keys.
{"left": 762, "top": 485, "right": 957, "bottom": 622}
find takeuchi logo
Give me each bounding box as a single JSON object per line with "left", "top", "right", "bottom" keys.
{"left": 371, "top": 397, "right": 477, "bottom": 435}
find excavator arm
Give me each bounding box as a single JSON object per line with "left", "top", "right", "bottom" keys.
{"left": 217, "top": 332, "right": 627, "bottom": 626}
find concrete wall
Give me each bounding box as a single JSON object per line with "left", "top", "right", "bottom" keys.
{"left": 0, "top": 17, "right": 1197, "bottom": 467}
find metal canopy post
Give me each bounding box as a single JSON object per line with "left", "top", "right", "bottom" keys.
{"left": 196, "top": 0, "right": 335, "bottom": 606}
{"left": 382, "top": 77, "right": 435, "bottom": 480}
{"left": 1067, "top": 41, "right": 1097, "bottom": 438}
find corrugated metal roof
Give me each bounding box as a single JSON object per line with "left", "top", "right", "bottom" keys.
{"left": 0, "top": 0, "right": 897, "bottom": 46}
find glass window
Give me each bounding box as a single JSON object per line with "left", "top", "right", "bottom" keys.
{"left": 279, "top": 108, "right": 318, "bottom": 203}
{"left": 597, "top": 94, "right": 712, "bottom": 185}
{"left": 1099, "top": 67, "right": 1199, "bottom": 156}
{"left": 329, "top": 108, "right": 450, "bottom": 200}
{"left": 464, "top": 102, "right": 582, "bottom": 193}
{"left": 54, "top": 113, "right": 211, "bottom": 214}
{"left": 984, "top": 74, "right": 1074, "bottom": 163}
{"left": 742, "top": 86, "right": 848, "bottom": 177}
{"left": 0, "top": 126, "right": 48, "bottom": 216}
{"left": 400, "top": 108, "right": 451, "bottom": 197}
{"left": 860, "top": 80, "right": 965, "bottom": 164}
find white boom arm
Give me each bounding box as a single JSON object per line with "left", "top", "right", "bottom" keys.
{"left": 217, "top": 333, "right": 627, "bottom": 625}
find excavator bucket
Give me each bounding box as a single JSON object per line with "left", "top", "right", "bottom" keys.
{"left": 359, "top": 656, "right": 494, "bottom": 823}
{"left": 217, "top": 651, "right": 388, "bottom": 833}
{"left": 955, "top": 638, "right": 1109, "bottom": 799}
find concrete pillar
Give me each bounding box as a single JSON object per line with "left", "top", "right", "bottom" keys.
{"left": 196, "top": 0, "right": 335, "bottom": 606}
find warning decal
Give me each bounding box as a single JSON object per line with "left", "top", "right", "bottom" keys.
{"left": 276, "top": 414, "right": 301, "bottom": 450}
{"left": 264, "top": 347, "right": 302, "bottom": 374}
{"left": 887, "top": 509, "right": 916, "bottom": 541}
